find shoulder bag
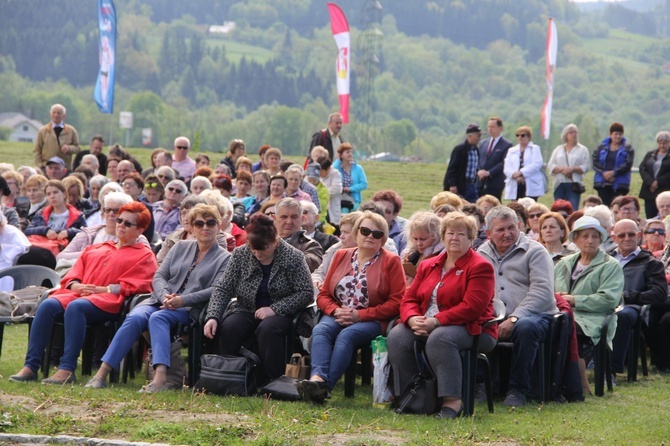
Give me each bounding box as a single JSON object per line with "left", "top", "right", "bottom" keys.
{"left": 392, "top": 342, "right": 439, "bottom": 415}
{"left": 564, "top": 146, "right": 586, "bottom": 194}
{"left": 195, "top": 347, "right": 261, "bottom": 396}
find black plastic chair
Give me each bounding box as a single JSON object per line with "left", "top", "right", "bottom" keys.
{"left": 593, "top": 311, "right": 616, "bottom": 397}
{"left": 0, "top": 265, "right": 60, "bottom": 361}
{"left": 626, "top": 307, "right": 648, "bottom": 383}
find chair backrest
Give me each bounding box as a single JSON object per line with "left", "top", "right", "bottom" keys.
{"left": 492, "top": 298, "right": 506, "bottom": 322}
{"left": 0, "top": 265, "right": 61, "bottom": 290}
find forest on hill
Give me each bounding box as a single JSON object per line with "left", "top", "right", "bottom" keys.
{"left": 2, "top": 0, "right": 670, "bottom": 162}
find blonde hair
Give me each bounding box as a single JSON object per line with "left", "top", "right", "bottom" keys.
{"left": 430, "top": 191, "right": 463, "bottom": 210}
{"left": 352, "top": 211, "right": 389, "bottom": 246}
{"left": 441, "top": 211, "right": 478, "bottom": 241}
{"left": 404, "top": 211, "right": 441, "bottom": 254}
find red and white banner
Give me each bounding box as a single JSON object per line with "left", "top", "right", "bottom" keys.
{"left": 540, "top": 18, "right": 558, "bottom": 140}
{"left": 327, "top": 3, "right": 350, "bottom": 123}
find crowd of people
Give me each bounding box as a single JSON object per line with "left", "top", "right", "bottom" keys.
{"left": 2, "top": 105, "right": 669, "bottom": 420}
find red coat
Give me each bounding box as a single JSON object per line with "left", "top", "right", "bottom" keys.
{"left": 231, "top": 222, "right": 247, "bottom": 247}
{"left": 317, "top": 248, "right": 404, "bottom": 333}
{"left": 400, "top": 248, "right": 497, "bottom": 339}
{"left": 53, "top": 240, "right": 157, "bottom": 314}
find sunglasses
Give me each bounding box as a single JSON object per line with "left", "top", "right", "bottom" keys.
{"left": 167, "top": 187, "right": 183, "bottom": 194}
{"left": 644, "top": 228, "right": 666, "bottom": 235}
{"left": 359, "top": 226, "right": 384, "bottom": 239}
{"left": 176, "top": 146, "right": 189, "bottom": 150}
{"left": 193, "top": 219, "right": 218, "bottom": 229}
{"left": 529, "top": 213, "right": 543, "bottom": 219}
{"left": 103, "top": 208, "right": 120, "bottom": 215}
{"left": 516, "top": 133, "right": 529, "bottom": 138}
{"left": 116, "top": 217, "right": 139, "bottom": 228}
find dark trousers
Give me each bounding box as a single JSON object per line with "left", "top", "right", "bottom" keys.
{"left": 215, "top": 312, "right": 293, "bottom": 385}
{"left": 596, "top": 186, "right": 628, "bottom": 207}
{"left": 509, "top": 314, "right": 552, "bottom": 395}
{"left": 611, "top": 306, "right": 638, "bottom": 374}
{"left": 644, "top": 199, "right": 659, "bottom": 220}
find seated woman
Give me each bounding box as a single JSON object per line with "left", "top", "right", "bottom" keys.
{"left": 20, "top": 174, "right": 48, "bottom": 231}
{"left": 143, "top": 174, "right": 164, "bottom": 204}
{"left": 298, "top": 211, "right": 405, "bottom": 403}
{"left": 525, "top": 202, "right": 550, "bottom": 241}
{"left": 642, "top": 220, "right": 666, "bottom": 255}
{"left": 554, "top": 216, "right": 624, "bottom": 395}
{"left": 401, "top": 211, "right": 444, "bottom": 286}
{"left": 85, "top": 182, "right": 123, "bottom": 227}
{"left": 204, "top": 213, "right": 313, "bottom": 387}
{"left": 232, "top": 170, "right": 255, "bottom": 212}
{"left": 0, "top": 213, "right": 30, "bottom": 291}
{"left": 8, "top": 202, "right": 157, "bottom": 384}
{"left": 312, "top": 211, "right": 362, "bottom": 289}
{"left": 248, "top": 170, "right": 271, "bottom": 216}
{"left": 538, "top": 211, "right": 574, "bottom": 264}
{"left": 86, "top": 204, "right": 230, "bottom": 391}
{"left": 63, "top": 176, "right": 94, "bottom": 216}
{"left": 86, "top": 174, "right": 110, "bottom": 212}
{"left": 387, "top": 212, "right": 497, "bottom": 419}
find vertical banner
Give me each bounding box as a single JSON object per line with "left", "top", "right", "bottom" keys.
{"left": 327, "top": 3, "right": 350, "bottom": 123}
{"left": 94, "top": 0, "right": 117, "bottom": 114}
{"left": 540, "top": 18, "right": 558, "bottom": 139}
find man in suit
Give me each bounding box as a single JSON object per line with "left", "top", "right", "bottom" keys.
{"left": 444, "top": 123, "right": 481, "bottom": 203}
{"left": 477, "top": 117, "right": 512, "bottom": 200}
{"left": 308, "top": 113, "right": 344, "bottom": 161}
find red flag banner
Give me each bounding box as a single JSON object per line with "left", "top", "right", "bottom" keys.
{"left": 541, "top": 18, "right": 558, "bottom": 139}
{"left": 327, "top": 3, "right": 350, "bottom": 123}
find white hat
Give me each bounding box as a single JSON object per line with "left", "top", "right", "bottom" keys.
{"left": 568, "top": 216, "right": 608, "bottom": 243}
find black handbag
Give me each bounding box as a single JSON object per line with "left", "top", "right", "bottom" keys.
{"left": 259, "top": 375, "right": 302, "bottom": 401}
{"left": 195, "top": 347, "right": 260, "bottom": 396}
{"left": 392, "top": 342, "right": 439, "bottom": 415}
{"left": 571, "top": 182, "right": 586, "bottom": 194}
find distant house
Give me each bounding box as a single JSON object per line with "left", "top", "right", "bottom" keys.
{"left": 0, "top": 112, "right": 42, "bottom": 143}
{"left": 663, "top": 61, "right": 670, "bottom": 75}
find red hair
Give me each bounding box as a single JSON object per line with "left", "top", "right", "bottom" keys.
{"left": 118, "top": 201, "right": 151, "bottom": 231}
{"left": 550, "top": 199, "right": 573, "bottom": 215}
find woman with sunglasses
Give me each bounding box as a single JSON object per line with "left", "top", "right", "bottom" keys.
{"left": 525, "top": 202, "right": 550, "bottom": 241}
{"left": 387, "top": 212, "right": 497, "bottom": 419}
{"left": 84, "top": 204, "right": 230, "bottom": 391}
{"left": 503, "top": 126, "right": 546, "bottom": 201}
{"left": 9, "top": 202, "right": 157, "bottom": 384}
{"left": 642, "top": 220, "right": 666, "bottom": 254}
{"left": 298, "top": 211, "right": 404, "bottom": 403}
{"left": 153, "top": 179, "right": 187, "bottom": 240}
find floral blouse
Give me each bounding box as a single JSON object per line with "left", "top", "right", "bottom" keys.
{"left": 334, "top": 249, "right": 381, "bottom": 309}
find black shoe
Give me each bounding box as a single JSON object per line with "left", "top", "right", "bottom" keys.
{"left": 9, "top": 371, "right": 37, "bottom": 383}
{"left": 434, "top": 405, "right": 464, "bottom": 420}
{"left": 297, "top": 380, "right": 328, "bottom": 404}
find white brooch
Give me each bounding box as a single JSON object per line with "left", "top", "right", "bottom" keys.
{"left": 455, "top": 270, "right": 463, "bottom": 276}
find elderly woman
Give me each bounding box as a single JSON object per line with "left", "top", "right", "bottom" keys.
{"left": 153, "top": 179, "right": 187, "bottom": 239}
{"left": 593, "top": 122, "right": 635, "bottom": 207}
{"left": 86, "top": 182, "right": 123, "bottom": 226}
{"left": 200, "top": 189, "right": 244, "bottom": 248}
{"left": 190, "top": 176, "right": 212, "bottom": 196}
{"left": 475, "top": 194, "right": 500, "bottom": 216}
{"left": 235, "top": 156, "right": 253, "bottom": 175}
{"left": 85, "top": 204, "right": 230, "bottom": 391}
{"left": 639, "top": 131, "right": 670, "bottom": 218}
{"left": 285, "top": 165, "right": 312, "bottom": 202}
{"left": 2, "top": 170, "right": 23, "bottom": 208}
{"left": 503, "top": 126, "right": 545, "bottom": 201}
{"left": 312, "top": 211, "right": 362, "bottom": 289}
{"left": 526, "top": 203, "right": 550, "bottom": 241}
{"left": 583, "top": 204, "right": 617, "bottom": 252}
{"left": 547, "top": 123, "right": 592, "bottom": 212}
{"left": 9, "top": 202, "right": 157, "bottom": 384}
{"left": 87, "top": 174, "right": 109, "bottom": 210}
{"left": 298, "top": 211, "right": 404, "bottom": 403}
{"left": 387, "top": 212, "right": 497, "bottom": 419}
{"left": 554, "top": 216, "right": 624, "bottom": 395}
{"left": 264, "top": 147, "right": 283, "bottom": 177}
{"left": 538, "top": 212, "right": 574, "bottom": 263}
{"left": 269, "top": 174, "right": 287, "bottom": 201}
{"left": 642, "top": 220, "right": 666, "bottom": 254}
{"left": 204, "top": 213, "right": 313, "bottom": 387}
{"left": 155, "top": 166, "right": 176, "bottom": 187}
{"left": 120, "top": 173, "right": 145, "bottom": 202}
{"left": 617, "top": 196, "right": 646, "bottom": 236}
{"left": 333, "top": 143, "right": 368, "bottom": 214}
{"left": 402, "top": 211, "right": 444, "bottom": 286}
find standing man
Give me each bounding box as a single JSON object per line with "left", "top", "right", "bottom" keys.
{"left": 72, "top": 136, "right": 108, "bottom": 176}
{"left": 444, "top": 123, "right": 481, "bottom": 203}
{"left": 477, "top": 117, "right": 512, "bottom": 201}
{"left": 171, "top": 136, "right": 196, "bottom": 183}
{"left": 33, "top": 104, "right": 80, "bottom": 170}
{"left": 309, "top": 113, "right": 344, "bottom": 161}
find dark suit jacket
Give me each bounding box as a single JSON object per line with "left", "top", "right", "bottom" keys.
{"left": 309, "top": 129, "right": 343, "bottom": 161}
{"left": 312, "top": 230, "right": 338, "bottom": 252}
{"left": 639, "top": 149, "right": 670, "bottom": 201}
{"left": 444, "top": 140, "right": 477, "bottom": 194}
{"left": 477, "top": 136, "right": 512, "bottom": 198}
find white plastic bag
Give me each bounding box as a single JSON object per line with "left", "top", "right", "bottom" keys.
{"left": 371, "top": 335, "right": 392, "bottom": 407}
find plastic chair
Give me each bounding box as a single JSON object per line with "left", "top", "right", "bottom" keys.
{"left": 626, "top": 308, "right": 648, "bottom": 383}
{"left": 593, "top": 311, "right": 616, "bottom": 397}
{"left": 461, "top": 297, "right": 506, "bottom": 416}
{"left": 0, "top": 265, "right": 60, "bottom": 361}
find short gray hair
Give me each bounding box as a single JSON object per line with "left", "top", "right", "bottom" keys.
{"left": 583, "top": 205, "right": 614, "bottom": 231}
{"left": 286, "top": 164, "right": 305, "bottom": 177}
{"left": 180, "top": 194, "right": 207, "bottom": 211}
{"left": 104, "top": 191, "right": 133, "bottom": 208}
{"left": 301, "top": 200, "right": 318, "bottom": 215}
{"left": 82, "top": 154, "right": 100, "bottom": 168}
{"left": 89, "top": 174, "right": 109, "bottom": 189}
{"left": 174, "top": 136, "right": 191, "bottom": 148}
{"left": 656, "top": 190, "right": 670, "bottom": 206}
{"left": 50, "top": 103, "right": 66, "bottom": 115}
{"left": 166, "top": 179, "right": 188, "bottom": 195}
{"left": 561, "top": 123, "right": 579, "bottom": 143}
{"left": 657, "top": 131, "right": 670, "bottom": 144}
{"left": 276, "top": 197, "right": 302, "bottom": 214}
{"left": 190, "top": 176, "right": 212, "bottom": 192}
{"left": 199, "top": 189, "right": 233, "bottom": 218}
{"left": 485, "top": 205, "right": 518, "bottom": 229}
{"left": 155, "top": 166, "right": 176, "bottom": 181}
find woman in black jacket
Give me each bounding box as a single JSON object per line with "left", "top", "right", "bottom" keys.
{"left": 639, "top": 131, "right": 670, "bottom": 219}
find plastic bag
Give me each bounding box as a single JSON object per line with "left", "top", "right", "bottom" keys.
{"left": 371, "top": 335, "right": 392, "bottom": 407}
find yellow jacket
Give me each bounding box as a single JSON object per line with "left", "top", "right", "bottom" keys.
{"left": 33, "top": 123, "right": 80, "bottom": 168}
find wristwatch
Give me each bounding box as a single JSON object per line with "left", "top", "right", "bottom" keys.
{"left": 509, "top": 316, "right": 518, "bottom": 323}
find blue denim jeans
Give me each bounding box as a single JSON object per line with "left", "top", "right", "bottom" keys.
{"left": 310, "top": 315, "right": 382, "bottom": 389}
{"left": 553, "top": 182, "right": 581, "bottom": 213}
{"left": 509, "top": 313, "right": 553, "bottom": 395}
{"left": 25, "top": 298, "right": 116, "bottom": 373}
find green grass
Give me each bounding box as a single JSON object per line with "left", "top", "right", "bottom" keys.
{"left": 582, "top": 29, "right": 659, "bottom": 72}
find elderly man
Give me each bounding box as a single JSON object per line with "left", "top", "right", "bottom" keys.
{"left": 116, "top": 160, "right": 135, "bottom": 183}
{"left": 444, "top": 123, "right": 482, "bottom": 203}
{"left": 72, "top": 136, "right": 107, "bottom": 176}
{"left": 477, "top": 205, "right": 558, "bottom": 406}
{"left": 45, "top": 157, "right": 67, "bottom": 181}
{"left": 308, "top": 112, "right": 344, "bottom": 161}
{"left": 273, "top": 198, "right": 323, "bottom": 273}
{"left": 80, "top": 154, "right": 100, "bottom": 176}
{"left": 33, "top": 104, "right": 80, "bottom": 169}
{"left": 608, "top": 219, "right": 667, "bottom": 379}
{"left": 301, "top": 201, "right": 337, "bottom": 252}
{"left": 171, "top": 136, "right": 196, "bottom": 183}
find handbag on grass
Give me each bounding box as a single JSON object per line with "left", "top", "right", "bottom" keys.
{"left": 392, "top": 342, "right": 439, "bottom": 415}
{"left": 195, "top": 347, "right": 260, "bottom": 396}
{"left": 145, "top": 338, "right": 187, "bottom": 389}
{"left": 259, "top": 375, "right": 302, "bottom": 401}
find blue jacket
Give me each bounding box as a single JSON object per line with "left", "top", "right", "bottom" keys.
{"left": 333, "top": 159, "right": 368, "bottom": 210}
{"left": 592, "top": 137, "right": 634, "bottom": 190}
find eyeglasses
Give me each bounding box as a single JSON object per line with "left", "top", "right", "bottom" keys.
{"left": 529, "top": 213, "right": 543, "bottom": 219}
{"left": 103, "top": 208, "right": 120, "bottom": 215}
{"left": 193, "top": 219, "right": 218, "bottom": 229}
{"left": 167, "top": 187, "right": 183, "bottom": 194}
{"left": 302, "top": 210, "right": 315, "bottom": 215}
{"left": 116, "top": 217, "right": 139, "bottom": 228}
{"left": 644, "top": 228, "right": 666, "bottom": 235}
{"left": 614, "top": 232, "right": 637, "bottom": 239}
{"left": 265, "top": 211, "right": 276, "bottom": 217}
{"left": 516, "top": 134, "right": 529, "bottom": 138}
{"left": 619, "top": 207, "right": 637, "bottom": 213}
{"left": 122, "top": 182, "right": 136, "bottom": 188}
{"left": 359, "top": 226, "right": 384, "bottom": 239}
{"left": 175, "top": 146, "right": 189, "bottom": 150}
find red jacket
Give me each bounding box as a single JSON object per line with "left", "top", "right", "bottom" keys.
{"left": 400, "top": 248, "right": 497, "bottom": 339}
{"left": 54, "top": 241, "right": 157, "bottom": 314}
{"left": 317, "top": 248, "right": 404, "bottom": 333}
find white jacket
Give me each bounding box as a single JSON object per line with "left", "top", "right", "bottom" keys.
{"left": 503, "top": 142, "right": 545, "bottom": 199}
